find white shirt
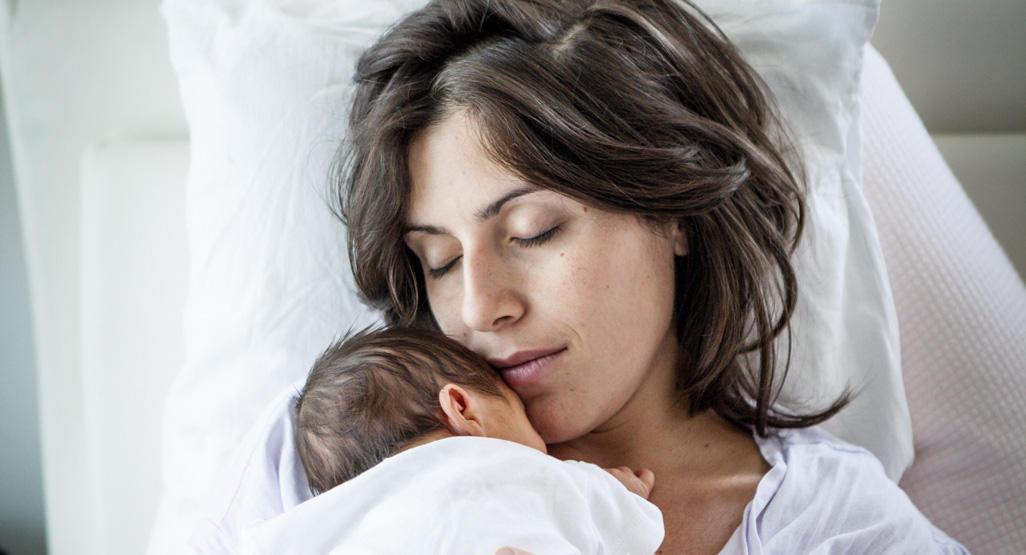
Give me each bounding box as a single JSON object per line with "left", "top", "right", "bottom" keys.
{"left": 723, "top": 427, "right": 968, "bottom": 554}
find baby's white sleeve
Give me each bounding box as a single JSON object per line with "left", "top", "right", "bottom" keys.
{"left": 561, "top": 461, "right": 665, "bottom": 554}
{"left": 421, "top": 457, "right": 663, "bottom": 554}
{"left": 234, "top": 438, "right": 665, "bottom": 554}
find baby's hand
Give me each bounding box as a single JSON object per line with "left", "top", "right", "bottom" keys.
{"left": 604, "top": 466, "right": 655, "bottom": 499}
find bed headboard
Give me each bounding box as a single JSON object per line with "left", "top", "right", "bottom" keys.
{"left": 79, "top": 140, "right": 189, "bottom": 554}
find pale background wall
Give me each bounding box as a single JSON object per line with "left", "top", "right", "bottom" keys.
{"left": 0, "top": 82, "right": 47, "bottom": 555}
{"left": 873, "top": 1, "right": 1025, "bottom": 133}
{"left": 0, "top": 1, "right": 1022, "bottom": 554}
{"left": 0, "top": 1, "right": 185, "bottom": 554}
{"left": 872, "top": 0, "right": 1026, "bottom": 279}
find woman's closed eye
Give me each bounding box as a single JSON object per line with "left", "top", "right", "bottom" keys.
{"left": 426, "top": 226, "right": 562, "bottom": 279}
{"left": 512, "top": 225, "right": 561, "bottom": 248}
{"left": 428, "top": 257, "right": 460, "bottom": 279}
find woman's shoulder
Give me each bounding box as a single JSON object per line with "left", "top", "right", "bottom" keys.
{"left": 726, "top": 426, "right": 968, "bottom": 554}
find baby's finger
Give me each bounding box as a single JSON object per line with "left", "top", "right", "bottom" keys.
{"left": 604, "top": 466, "right": 652, "bottom": 499}
{"left": 634, "top": 467, "right": 655, "bottom": 493}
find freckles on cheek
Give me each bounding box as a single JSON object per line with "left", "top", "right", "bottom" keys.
{"left": 557, "top": 256, "right": 597, "bottom": 310}
{"left": 578, "top": 235, "right": 672, "bottom": 328}
{"left": 555, "top": 253, "right": 620, "bottom": 342}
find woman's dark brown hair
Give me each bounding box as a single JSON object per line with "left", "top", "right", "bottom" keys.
{"left": 338, "top": 0, "right": 848, "bottom": 435}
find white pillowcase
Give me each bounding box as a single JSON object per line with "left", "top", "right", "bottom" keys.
{"left": 154, "top": 0, "right": 905, "bottom": 549}
{"left": 694, "top": 0, "right": 911, "bottom": 479}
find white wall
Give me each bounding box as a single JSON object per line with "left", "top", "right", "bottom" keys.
{"left": 0, "top": 1, "right": 186, "bottom": 553}
{"left": 0, "top": 83, "right": 46, "bottom": 555}
{"left": 872, "top": 0, "right": 1026, "bottom": 133}
{"left": 873, "top": 0, "right": 1026, "bottom": 278}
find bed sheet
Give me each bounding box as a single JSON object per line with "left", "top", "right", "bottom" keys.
{"left": 860, "top": 46, "right": 1026, "bottom": 554}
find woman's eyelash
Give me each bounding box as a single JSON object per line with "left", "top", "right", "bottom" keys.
{"left": 513, "top": 225, "right": 560, "bottom": 247}
{"left": 428, "top": 257, "right": 460, "bottom": 279}
{"left": 426, "top": 226, "right": 561, "bottom": 279}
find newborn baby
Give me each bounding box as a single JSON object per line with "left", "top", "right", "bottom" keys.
{"left": 244, "top": 327, "right": 664, "bottom": 553}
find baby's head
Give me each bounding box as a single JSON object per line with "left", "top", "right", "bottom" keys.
{"left": 295, "top": 326, "right": 546, "bottom": 493}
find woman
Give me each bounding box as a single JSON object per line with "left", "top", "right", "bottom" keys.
{"left": 340, "top": 0, "right": 964, "bottom": 552}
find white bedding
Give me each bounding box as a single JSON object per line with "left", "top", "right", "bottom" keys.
{"left": 170, "top": 44, "right": 1026, "bottom": 555}
{"left": 152, "top": 4, "right": 909, "bottom": 548}
{"left": 194, "top": 436, "right": 663, "bottom": 554}
{"left": 3, "top": 0, "right": 1022, "bottom": 553}
{"left": 860, "top": 46, "right": 1026, "bottom": 554}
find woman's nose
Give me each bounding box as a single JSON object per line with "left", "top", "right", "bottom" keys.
{"left": 460, "top": 249, "right": 525, "bottom": 332}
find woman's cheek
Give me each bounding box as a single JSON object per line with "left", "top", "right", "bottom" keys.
{"left": 425, "top": 280, "right": 461, "bottom": 334}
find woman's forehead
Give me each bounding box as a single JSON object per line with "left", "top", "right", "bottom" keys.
{"left": 404, "top": 110, "right": 591, "bottom": 234}
{"left": 407, "top": 113, "right": 529, "bottom": 223}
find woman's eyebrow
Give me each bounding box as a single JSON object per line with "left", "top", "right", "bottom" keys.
{"left": 403, "top": 185, "right": 541, "bottom": 235}
{"left": 474, "top": 185, "right": 540, "bottom": 221}
{"left": 403, "top": 224, "right": 447, "bottom": 235}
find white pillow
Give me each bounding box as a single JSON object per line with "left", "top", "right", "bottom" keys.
{"left": 695, "top": 0, "right": 911, "bottom": 479}
{"left": 153, "top": 0, "right": 904, "bottom": 549}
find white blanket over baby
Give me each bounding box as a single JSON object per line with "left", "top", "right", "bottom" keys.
{"left": 235, "top": 436, "right": 664, "bottom": 554}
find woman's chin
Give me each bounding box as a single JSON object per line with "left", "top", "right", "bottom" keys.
{"left": 529, "top": 402, "right": 596, "bottom": 445}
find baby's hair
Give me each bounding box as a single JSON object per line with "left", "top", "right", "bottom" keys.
{"left": 294, "top": 326, "right": 505, "bottom": 493}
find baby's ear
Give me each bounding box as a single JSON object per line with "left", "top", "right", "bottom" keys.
{"left": 438, "top": 384, "right": 486, "bottom": 437}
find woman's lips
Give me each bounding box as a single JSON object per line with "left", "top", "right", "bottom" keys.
{"left": 489, "top": 348, "right": 566, "bottom": 389}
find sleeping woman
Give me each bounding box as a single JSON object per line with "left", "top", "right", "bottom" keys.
{"left": 337, "top": 0, "right": 967, "bottom": 552}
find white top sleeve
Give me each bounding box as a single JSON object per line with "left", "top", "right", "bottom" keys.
{"left": 720, "top": 427, "right": 968, "bottom": 554}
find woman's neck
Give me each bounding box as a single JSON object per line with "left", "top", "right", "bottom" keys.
{"left": 547, "top": 332, "right": 760, "bottom": 476}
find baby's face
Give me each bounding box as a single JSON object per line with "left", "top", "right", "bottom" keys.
{"left": 479, "top": 381, "right": 548, "bottom": 454}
